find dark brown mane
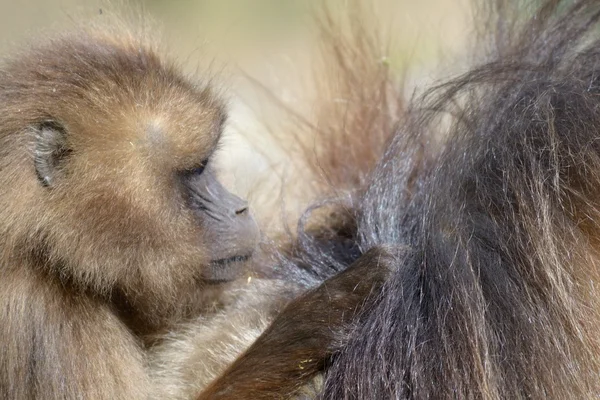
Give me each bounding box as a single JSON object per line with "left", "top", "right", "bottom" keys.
{"left": 308, "top": 1, "right": 600, "bottom": 397}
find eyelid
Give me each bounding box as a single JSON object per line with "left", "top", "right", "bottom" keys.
{"left": 183, "top": 157, "right": 210, "bottom": 176}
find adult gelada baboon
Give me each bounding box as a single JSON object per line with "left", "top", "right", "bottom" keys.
{"left": 185, "top": 0, "right": 600, "bottom": 398}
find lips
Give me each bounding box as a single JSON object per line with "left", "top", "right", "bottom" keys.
{"left": 203, "top": 253, "right": 253, "bottom": 283}
{"left": 210, "top": 253, "right": 252, "bottom": 266}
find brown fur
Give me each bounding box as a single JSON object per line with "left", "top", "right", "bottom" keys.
{"left": 0, "top": 24, "right": 268, "bottom": 398}
{"left": 238, "top": 0, "right": 600, "bottom": 398}
{"left": 197, "top": 247, "right": 395, "bottom": 400}
{"left": 144, "top": 3, "right": 404, "bottom": 397}
{"left": 0, "top": 29, "right": 224, "bottom": 316}
{"left": 0, "top": 8, "right": 393, "bottom": 397}
{"left": 148, "top": 279, "right": 301, "bottom": 399}
{"left": 167, "top": 0, "right": 600, "bottom": 398}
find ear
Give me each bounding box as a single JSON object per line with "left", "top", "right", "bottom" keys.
{"left": 33, "top": 121, "right": 70, "bottom": 187}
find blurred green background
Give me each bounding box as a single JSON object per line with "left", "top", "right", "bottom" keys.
{"left": 0, "top": 0, "right": 470, "bottom": 72}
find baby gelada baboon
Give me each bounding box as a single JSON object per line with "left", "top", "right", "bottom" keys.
{"left": 0, "top": 25, "right": 256, "bottom": 398}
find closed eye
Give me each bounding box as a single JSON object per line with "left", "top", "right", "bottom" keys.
{"left": 189, "top": 164, "right": 205, "bottom": 176}
{"left": 182, "top": 158, "right": 209, "bottom": 178}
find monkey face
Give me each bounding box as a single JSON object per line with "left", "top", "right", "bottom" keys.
{"left": 181, "top": 165, "right": 259, "bottom": 282}
{"left": 0, "top": 33, "right": 260, "bottom": 301}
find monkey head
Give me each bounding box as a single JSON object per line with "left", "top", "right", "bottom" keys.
{"left": 0, "top": 30, "right": 259, "bottom": 321}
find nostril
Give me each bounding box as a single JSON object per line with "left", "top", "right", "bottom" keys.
{"left": 235, "top": 206, "right": 249, "bottom": 216}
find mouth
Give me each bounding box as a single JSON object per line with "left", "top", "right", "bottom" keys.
{"left": 203, "top": 253, "right": 253, "bottom": 283}
{"left": 210, "top": 253, "right": 252, "bottom": 266}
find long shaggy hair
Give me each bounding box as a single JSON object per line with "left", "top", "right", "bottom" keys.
{"left": 278, "top": 0, "right": 600, "bottom": 397}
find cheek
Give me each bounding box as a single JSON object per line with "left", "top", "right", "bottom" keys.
{"left": 51, "top": 183, "right": 200, "bottom": 256}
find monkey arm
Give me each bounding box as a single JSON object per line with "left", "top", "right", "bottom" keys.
{"left": 196, "top": 247, "right": 394, "bottom": 400}
{"left": 148, "top": 279, "right": 303, "bottom": 400}
{"left": 0, "top": 268, "right": 148, "bottom": 400}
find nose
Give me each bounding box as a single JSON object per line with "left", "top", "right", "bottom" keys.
{"left": 235, "top": 203, "right": 249, "bottom": 216}
{"left": 228, "top": 197, "right": 258, "bottom": 247}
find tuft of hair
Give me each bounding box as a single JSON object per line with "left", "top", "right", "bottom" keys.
{"left": 250, "top": 1, "right": 407, "bottom": 286}
{"left": 296, "top": 0, "right": 600, "bottom": 398}
{"left": 272, "top": 1, "right": 403, "bottom": 194}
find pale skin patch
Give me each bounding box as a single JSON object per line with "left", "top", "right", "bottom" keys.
{"left": 143, "top": 118, "right": 169, "bottom": 153}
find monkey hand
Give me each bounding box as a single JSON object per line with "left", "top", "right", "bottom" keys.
{"left": 196, "top": 246, "right": 396, "bottom": 400}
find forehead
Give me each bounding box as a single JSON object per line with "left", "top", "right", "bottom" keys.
{"left": 134, "top": 87, "right": 225, "bottom": 162}
{"left": 66, "top": 77, "right": 226, "bottom": 171}
{"left": 49, "top": 38, "right": 228, "bottom": 165}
